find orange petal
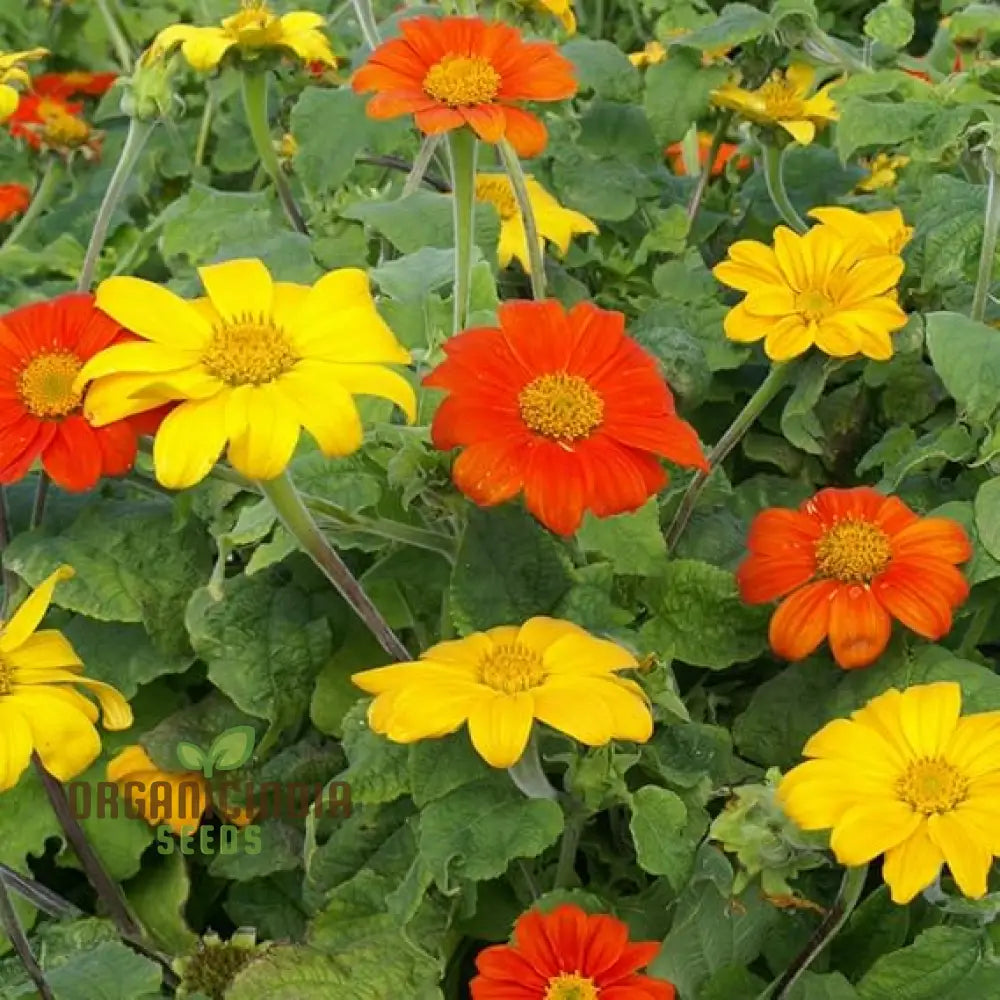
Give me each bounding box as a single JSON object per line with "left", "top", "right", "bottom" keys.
{"left": 891, "top": 517, "right": 973, "bottom": 564}
{"left": 461, "top": 104, "right": 506, "bottom": 144}
{"left": 768, "top": 580, "right": 838, "bottom": 661}
{"left": 827, "top": 584, "right": 892, "bottom": 669}
{"left": 746, "top": 507, "right": 823, "bottom": 556}
{"left": 500, "top": 106, "right": 548, "bottom": 158}
{"left": 736, "top": 553, "right": 815, "bottom": 604}
{"left": 873, "top": 562, "right": 967, "bottom": 640}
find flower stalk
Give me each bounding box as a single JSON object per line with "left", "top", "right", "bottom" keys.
{"left": 972, "top": 148, "right": 999, "bottom": 324}
{"left": 241, "top": 71, "right": 309, "bottom": 236}
{"left": 762, "top": 145, "right": 807, "bottom": 234}
{"left": 447, "top": 128, "right": 479, "bottom": 333}
{"left": 94, "top": 0, "right": 134, "bottom": 72}
{"left": 78, "top": 117, "right": 154, "bottom": 291}
{"left": 351, "top": 0, "right": 382, "bottom": 51}
{"left": 499, "top": 137, "right": 546, "bottom": 299}
{"left": 0, "top": 877, "right": 54, "bottom": 1000}
{"left": 687, "top": 111, "right": 733, "bottom": 225}
{"left": 508, "top": 731, "right": 559, "bottom": 800}
{"left": 1, "top": 159, "right": 63, "bottom": 251}
{"left": 402, "top": 135, "right": 442, "bottom": 197}
{"left": 258, "top": 470, "right": 411, "bottom": 661}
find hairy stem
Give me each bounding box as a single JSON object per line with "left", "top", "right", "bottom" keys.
{"left": 688, "top": 111, "right": 733, "bottom": 225}
{"left": 402, "top": 136, "right": 443, "bottom": 197}
{"left": 0, "top": 877, "right": 54, "bottom": 1000}
{"left": 194, "top": 93, "right": 214, "bottom": 168}
{"left": 351, "top": 0, "right": 382, "bottom": 50}
{"left": 499, "top": 138, "right": 546, "bottom": 299}
{"left": 79, "top": 117, "right": 154, "bottom": 291}
{"left": 507, "top": 731, "right": 559, "bottom": 800}
{"left": 94, "top": 0, "right": 133, "bottom": 71}
{"left": 447, "top": 128, "right": 479, "bottom": 333}
{"left": 241, "top": 71, "right": 309, "bottom": 235}
{"left": 972, "top": 150, "right": 1000, "bottom": 324}
{"left": 762, "top": 145, "right": 807, "bottom": 234}
{"left": 553, "top": 805, "right": 586, "bottom": 890}
{"left": 1, "top": 159, "right": 64, "bottom": 250}
{"left": 259, "top": 470, "right": 410, "bottom": 661}
{"left": 0, "top": 863, "right": 83, "bottom": 921}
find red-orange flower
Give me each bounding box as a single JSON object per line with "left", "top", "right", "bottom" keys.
{"left": 471, "top": 904, "right": 674, "bottom": 1000}
{"left": 666, "top": 133, "right": 750, "bottom": 176}
{"left": 737, "top": 487, "right": 972, "bottom": 669}
{"left": 8, "top": 92, "right": 100, "bottom": 156}
{"left": 0, "top": 295, "right": 162, "bottom": 492}
{"left": 352, "top": 16, "right": 577, "bottom": 157}
{"left": 0, "top": 183, "right": 30, "bottom": 221}
{"left": 425, "top": 299, "right": 707, "bottom": 536}
{"left": 33, "top": 71, "right": 118, "bottom": 98}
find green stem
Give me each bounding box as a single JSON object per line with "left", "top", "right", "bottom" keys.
{"left": 762, "top": 145, "right": 807, "bottom": 234}
{"left": 447, "top": 129, "right": 478, "bottom": 333}
{"left": 499, "top": 138, "right": 546, "bottom": 299}
{"left": 666, "top": 361, "right": 798, "bottom": 551}
{"left": 972, "top": 150, "right": 999, "bottom": 324}
{"left": 688, "top": 111, "right": 733, "bottom": 226}
{"left": 0, "top": 160, "right": 63, "bottom": 250}
{"left": 553, "top": 805, "right": 586, "bottom": 890}
{"left": 29, "top": 473, "right": 49, "bottom": 533}
{"left": 507, "top": 730, "right": 559, "bottom": 800}
{"left": 241, "top": 71, "right": 309, "bottom": 236}
{"left": 351, "top": 0, "right": 382, "bottom": 49}
{"left": 0, "top": 877, "right": 54, "bottom": 1000}
{"left": 0, "top": 863, "right": 83, "bottom": 921}
{"left": 94, "top": 0, "right": 133, "bottom": 71}
{"left": 194, "top": 93, "right": 214, "bottom": 169}
{"left": 958, "top": 604, "right": 992, "bottom": 658}
{"left": 402, "top": 135, "right": 442, "bottom": 197}
{"left": 258, "top": 470, "right": 410, "bottom": 661}
{"left": 760, "top": 865, "right": 867, "bottom": 1000}
{"left": 78, "top": 117, "right": 153, "bottom": 292}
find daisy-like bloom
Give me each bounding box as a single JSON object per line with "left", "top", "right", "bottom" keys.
{"left": 0, "top": 294, "right": 161, "bottom": 492}
{"left": 527, "top": 0, "right": 576, "bottom": 33}
{"left": 0, "top": 48, "right": 46, "bottom": 122}
{"left": 737, "top": 487, "right": 971, "bottom": 669}
{"left": 78, "top": 260, "right": 415, "bottom": 489}
{"left": 474, "top": 173, "right": 596, "bottom": 275}
{"left": 779, "top": 682, "right": 1000, "bottom": 904}
{"left": 712, "top": 64, "right": 838, "bottom": 145}
{"left": 0, "top": 182, "right": 30, "bottom": 222}
{"left": 855, "top": 152, "right": 910, "bottom": 193}
{"left": 0, "top": 566, "right": 133, "bottom": 792}
{"left": 424, "top": 299, "right": 707, "bottom": 536}
{"left": 352, "top": 16, "right": 577, "bottom": 158}
{"left": 712, "top": 224, "right": 907, "bottom": 361}
{"left": 352, "top": 617, "right": 653, "bottom": 768}
{"left": 666, "top": 132, "right": 750, "bottom": 177}
{"left": 144, "top": 0, "right": 336, "bottom": 73}
{"left": 8, "top": 91, "right": 102, "bottom": 158}
{"left": 107, "top": 745, "right": 254, "bottom": 836}
{"left": 33, "top": 70, "right": 118, "bottom": 98}
{"left": 808, "top": 206, "right": 913, "bottom": 259}
{"left": 471, "top": 904, "right": 674, "bottom": 1000}
{"left": 629, "top": 40, "right": 667, "bottom": 68}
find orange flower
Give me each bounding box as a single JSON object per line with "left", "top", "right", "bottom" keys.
{"left": 425, "top": 299, "right": 707, "bottom": 536}
{"left": 737, "top": 487, "right": 972, "bottom": 669}
{"left": 8, "top": 92, "right": 100, "bottom": 157}
{"left": 0, "top": 294, "right": 164, "bottom": 492}
{"left": 33, "top": 70, "right": 118, "bottom": 98}
{"left": 352, "top": 16, "right": 576, "bottom": 157}
{"left": 0, "top": 182, "right": 30, "bottom": 221}
{"left": 471, "top": 904, "right": 675, "bottom": 1000}
{"left": 666, "top": 133, "right": 750, "bottom": 176}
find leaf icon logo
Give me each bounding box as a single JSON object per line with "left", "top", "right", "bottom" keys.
{"left": 175, "top": 726, "right": 256, "bottom": 778}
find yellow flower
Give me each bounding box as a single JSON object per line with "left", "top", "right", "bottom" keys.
{"left": 351, "top": 617, "right": 653, "bottom": 768}
{"left": 712, "top": 223, "right": 907, "bottom": 362}
{"left": 531, "top": 0, "right": 576, "bottom": 33}
{"left": 77, "top": 259, "right": 415, "bottom": 489}
{"left": 0, "top": 48, "right": 47, "bottom": 122}
{"left": 808, "top": 206, "right": 913, "bottom": 258}
{"left": 0, "top": 566, "right": 132, "bottom": 791}
{"left": 145, "top": 0, "right": 336, "bottom": 72}
{"left": 712, "top": 64, "right": 838, "bottom": 145}
{"left": 856, "top": 152, "right": 910, "bottom": 193}
{"left": 779, "top": 682, "right": 1000, "bottom": 905}
{"left": 474, "top": 173, "right": 597, "bottom": 276}
{"left": 629, "top": 40, "right": 667, "bottom": 68}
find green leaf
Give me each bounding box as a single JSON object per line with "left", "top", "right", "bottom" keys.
{"left": 125, "top": 849, "right": 197, "bottom": 955}
{"left": 639, "top": 560, "right": 770, "bottom": 669}
{"left": 208, "top": 821, "right": 302, "bottom": 881}
{"left": 226, "top": 945, "right": 381, "bottom": 999}
{"left": 699, "top": 965, "right": 769, "bottom": 1000}
{"left": 408, "top": 733, "right": 492, "bottom": 808}
{"left": 832, "top": 885, "right": 909, "bottom": 982}
{"left": 835, "top": 98, "right": 936, "bottom": 160}
{"left": 864, "top": 1, "right": 916, "bottom": 48}
{"left": 175, "top": 741, "right": 207, "bottom": 772}
{"left": 788, "top": 973, "right": 861, "bottom": 1000}
{"left": 974, "top": 477, "right": 1000, "bottom": 562}
{"left": 340, "top": 701, "right": 411, "bottom": 805}
{"left": 643, "top": 50, "right": 730, "bottom": 145}
{"left": 450, "top": 505, "right": 573, "bottom": 634}
{"left": 926, "top": 312, "right": 1000, "bottom": 425}
{"left": 417, "top": 776, "right": 563, "bottom": 888}
{"left": 876, "top": 423, "right": 975, "bottom": 492}
{"left": 629, "top": 785, "right": 697, "bottom": 887}
{"left": 577, "top": 500, "right": 668, "bottom": 576}
{"left": 677, "top": 4, "right": 774, "bottom": 50}
{"left": 226, "top": 872, "right": 309, "bottom": 942}
{"left": 933, "top": 501, "right": 1000, "bottom": 586}
{"left": 781, "top": 355, "right": 832, "bottom": 455}
{"left": 209, "top": 725, "right": 257, "bottom": 772}
{"left": 311, "top": 622, "right": 386, "bottom": 739}
{"left": 17, "top": 941, "right": 162, "bottom": 1000}
{"left": 562, "top": 38, "right": 640, "bottom": 102}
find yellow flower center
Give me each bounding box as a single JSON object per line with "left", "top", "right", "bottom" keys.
{"left": 518, "top": 373, "right": 604, "bottom": 442}
{"left": 897, "top": 758, "right": 970, "bottom": 815}
{"left": 794, "top": 290, "right": 835, "bottom": 323}
{"left": 814, "top": 519, "right": 892, "bottom": 583}
{"left": 479, "top": 642, "right": 547, "bottom": 694}
{"left": 227, "top": 0, "right": 279, "bottom": 40}
{"left": 475, "top": 176, "right": 517, "bottom": 220}
{"left": 423, "top": 54, "right": 501, "bottom": 107}
{"left": 201, "top": 316, "right": 299, "bottom": 386}
{"left": 544, "top": 974, "right": 599, "bottom": 1000}
{"left": 39, "top": 101, "right": 91, "bottom": 148}
{"left": 17, "top": 351, "right": 84, "bottom": 418}
{"left": 757, "top": 74, "right": 805, "bottom": 120}
{"left": 0, "top": 657, "right": 10, "bottom": 696}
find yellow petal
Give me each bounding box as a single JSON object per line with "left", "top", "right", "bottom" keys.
{"left": 352, "top": 662, "right": 478, "bottom": 695}
{"left": 946, "top": 713, "right": 1000, "bottom": 779}
{"left": 278, "top": 11, "right": 326, "bottom": 31}
{"left": 498, "top": 215, "right": 531, "bottom": 273}
{"left": 882, "top": 826, "right": 944, "bottom": 904}
{"left": 107, "top": 744, "right": 156, "bottom": 783}
{"left": 898, "top": 681, "right": 962, "bottom": 759}
{"left": 25, "top": 671, "right": 133, "bottom": 730}
{"left": 723, "top": 300, "right": 766, "bottom": 344}
{"left": 12, "top": 687, "right": 102, "bottom": 782}
{"left": 713, "top": 240, "right": 784, "bottom": 291}
{"left": 927, "top": 811, "right": 992, "bottom": 899}
{"left": 83, "top": 370, "right": 201, "bottom": 425}
{"left": 836, "top": 256, "right": 904, "bottom": 304}
{"left": 780, "top": 118, "right": 815, "bottom": 145}
{"left": 0, "top": 83, "right": 17, "bottom": 123}
{"left": 0, "top": 700, "right": 33, "bottom": 792}
{"left": 198, "top": 258, "right": 274, "bottom": 324}
{"left": 273, "top": 362, "right": 363, "bottom": 456}
{"left": 543, "top": 632, "right": 638, "bottom": 676}
{"left": 532, "top": 677, "right": 613, "bottom": 746}
{"left": 181, "top": 29, "right": 237, "bottom": 71}
{"left": 0, "top": 566, "right": 74, "bottom": 653}
{"left": 324, "top": 363, "right": 416, "bottom": 423}
{"left": 370, "top": 682, "right": 480, "bottom": 743}
{"left": 75, "top": 341, "right": 199, "bottom": 389}
{"left": 829, "top": 799, "right": 920, "bottom": 866}
{"left": 778, "top": 758, "right": 892, "bottom": 829}
{"left": 467, "top": 692, "right": 534, "bottom": 767}
{"left": 515, "top": 617, "right": 586, "bottom": 655}
{"left": 785, "top": 63, "right": 817, "bottom": 96}
{"left": 764, "top": 317, "right": 813, "bottom": 361}
{"left": 271, "top": 281, "right": 311, "bottom": 329}
{"left": 421, "top": 633, "right": 494, "bottom": 671}
{"left": 802, "top": 717, "right": 906, "bottom": 774}
{"left": 4, "top": 630, "right": 83, "bottom": 672}
{"left": 225, "top": 385, "right": 301, "bottom": 482}
{"left": 96, "top": 276, "right": 213, "bottom": 350}
{"left": 153, "top": 394, "right": 230, "bottom": 489}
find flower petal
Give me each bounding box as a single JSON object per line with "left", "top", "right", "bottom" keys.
{"left": 927, "top": 811, "right": 992, "bottom": 899}
{"left": 0, "top": 565, "right": 74, "bottom": 653}
{"left": 827, "top": 584, "right": 892, "bottom": 669}
{"left": 768, "top": 580, "right": 837, "bottom": 661}
{"left": 881, "top": 826, "right": 943, "bottom": 904}
{"left": 198, "top": 259, "right": 274, "bottom": 325}
{"left": 95, "top": 277, "right": 213, "bottom": 350}
{"left": 153, "top": 393, "right": 229, "bottom": 490}
{"left": 467, "top": 692, "right": 534, "bottom": 767}
{"left": 0, "top": 700, "right": 32, "bottom": 792}
{"left": 829, "top": 798, "right": 920, "bottom": 866}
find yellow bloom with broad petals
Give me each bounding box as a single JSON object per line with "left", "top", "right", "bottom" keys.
{"left": 629, "top": 40, "right": 666, "bottom": 68}
{"left": 808, "top": 206, "right": 913, "bottom": 258}
{"left": 531, "top": 0, "right": 576, "bottom": 33}
{"left": 351, "top": 617, "right": 653, "bottom": 768}
{"left": 77, "top": 259, "right": 416, "bottom": 489}
{"left": 145, "top": 0, "right": 336, "bottom": 72}
{"left": 0, "top": 566, "right": 132, "bottom": 791}
{"left": 0, "top": 48, "right": 47, "bottom": 122}
{"left": 856, "top": 152, "right": 910, "bottom": 193}
{"left": 779, "top": 682, "right": 1000, "bottom": 905}
{"left": 475, "top": 173, "right": 597, "bottom": 276}
{"left": 712, "top": 64, "right": 838, "bottom": 146}
{"left": 712, "top": 224, "right": 907, "bottom": 362}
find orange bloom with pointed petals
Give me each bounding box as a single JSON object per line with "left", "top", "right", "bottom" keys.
{"left": 738, "top": 487, "right": 972, "bottom": 669}
{"left": 0, "top": 183, "right": 30, "bottom": 221}
{"left": 471, "top": 904, "right": 675, "bottom": 1000}
{"left": 352, "top": 16, "right": 577, "bottom": 157}
{"left": 33, "top": 71, "right": 118, "bottom": 98}
{"left": 666, "top": 133, "right": 750, "bottom": 177}
{"left": 425, "top": 299, "right": 707, "bottom": 536}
